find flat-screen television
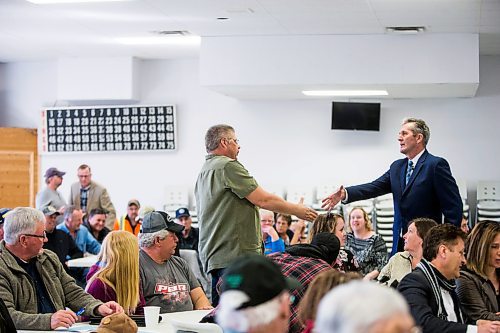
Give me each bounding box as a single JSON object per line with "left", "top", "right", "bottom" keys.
{"left": 331, "top": 101, "right": 380, "bottom": 131}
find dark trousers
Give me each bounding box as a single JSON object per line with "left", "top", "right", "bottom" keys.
{"left": 210, "top": 268, "right": 226, "bottom": 307}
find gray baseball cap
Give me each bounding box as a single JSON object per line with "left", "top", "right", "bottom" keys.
{"left": 141, "top": 211, "right": 184, "bottom": 234}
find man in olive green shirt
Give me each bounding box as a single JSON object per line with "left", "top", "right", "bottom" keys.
{"left": 195, "top": 124, "right": 318, "bottom": 305}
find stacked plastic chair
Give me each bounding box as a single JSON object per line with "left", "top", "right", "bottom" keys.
{"left": 373, "top": 193, "right": 394, "bottom": 254}
{"left": 476, "top": 181, "right": 500, "bottom": 223}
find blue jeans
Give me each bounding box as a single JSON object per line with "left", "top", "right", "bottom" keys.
{"left": 210, "top": 268, "right": 226, "bottom": 307}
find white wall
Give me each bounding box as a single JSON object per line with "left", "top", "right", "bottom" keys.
{"left": 0, "top": 56, "right": 499, "bottom": 217}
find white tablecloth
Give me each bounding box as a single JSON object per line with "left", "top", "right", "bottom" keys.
{"left": 18, "top": 309, "right": 214, "bottom": 333}
{"left": 66, "top": 255, "right": 98, "bottom": 268}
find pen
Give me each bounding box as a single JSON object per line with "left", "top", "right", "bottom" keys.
{"left": 75, "top": 307, "right": 85, "bottom": 316}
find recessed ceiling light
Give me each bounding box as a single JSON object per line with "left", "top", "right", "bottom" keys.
{"left": 27, "top": 0, "right": 127, "bottom": 3}
{"left": 302, "top": 90, "right": 389, "bottom": 97}
{"left": 115, "top": 36, "right": 201, "bottom": 46}
{"left": 217, "top": 17, "right": 230, "bottom": 20}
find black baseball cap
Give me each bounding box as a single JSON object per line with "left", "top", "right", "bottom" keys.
{"left": 141, "top": 211, "right": 184, "bottom": 234}
{"left": 221, "top": 254, "right": 300, "bottom": 309}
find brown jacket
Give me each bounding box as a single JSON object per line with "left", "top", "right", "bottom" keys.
{"left": 456, "top": 269, "right": 500, "bottom": 321}
{"left": 68, "top": 180, "right": 116, "bottom": 229}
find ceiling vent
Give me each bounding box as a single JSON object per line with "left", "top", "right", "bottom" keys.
{"left": 386, "top": 26, "right": 426, "bottom": 34}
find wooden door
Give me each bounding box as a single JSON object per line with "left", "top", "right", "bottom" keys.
{"left": 0, "top": 128, "right": 38, "bottom": 207}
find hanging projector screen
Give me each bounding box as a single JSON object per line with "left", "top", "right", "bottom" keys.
{"left": 331, "top": 101, "right": 380, "bottom": 131}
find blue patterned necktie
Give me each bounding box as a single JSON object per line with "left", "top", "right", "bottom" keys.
{"left": 405, "top": 160, "right": 414, "bottom": 185}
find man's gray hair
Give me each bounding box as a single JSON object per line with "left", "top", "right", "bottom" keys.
{"left": 216, "top": 290, "right": 286, "bottom": 332}
{"left": 205, "top": 124, "right": 234, "bottom": 153}
{"left": 3, "top": 207, "right": 45, "bottom": 245}
{"left": 315, "top": 280, "right": 409, "bottom": 333}
{"left": 63, "top": 205, "right": 79, "bottom": 221}
{"left": 403, "top": 118, "right": 430, "bottom": 146}
{"left": 138, "top": 229, "right": 170, "bottom": 248}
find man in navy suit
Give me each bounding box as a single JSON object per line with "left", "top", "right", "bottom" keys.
{"left": 322, "top": 118, "right": 462, "bottom": 255}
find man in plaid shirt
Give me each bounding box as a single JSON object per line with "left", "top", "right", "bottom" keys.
{"left": 268, "top": 232, "right": 340, "bottom": 333}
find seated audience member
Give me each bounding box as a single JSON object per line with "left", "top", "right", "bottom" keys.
{"left": 378, "top": 218, "right": 437, "bottom": 287}
{"left": 57, "top": 205, "right": 101, "bottom": 255}
{"left": 275, "top": 214, "right": 301, "bottom": 246}
{"left": 268, "top": 232, "right": 340, "bottom": 333}
{"left": 217, "top": 254, "right": 299, "bottom": 333}
{"left": 175, "top": 208, "right": 199, "bottom": 251}
{"left": 290, "top": 219, "right": 307, "bottom": 243}
{"left": 114, "top": 199, "right": 141, "bottom": 236}
{"left": 457, "top": 221, "right": 500, "bottom": 321}
{"left": 316, "top": 280, "right": 416, "bottom": 333}
{"left": 0, "top": 207, "right": 123, "bottom": 330}
{"left": 260, "top": 209, "right": 285, "bottom": 255}
{"left": 345, "top": 207, "right": 387, "bottom": 275}
{"left": 461, "top": 214, "right": 470, "bottom": 234}
{"left": 42, "top": 205, "right": 82, "bottom": 270}
{"left": 138, "top": 211, "right": 212, "bottom": 313}
{"left": 298, "top": 270, "right": 362, "bottom": 333}
{"left": 308, "top": 213, "right": 360, "bottom": 273}
{"left": 0, "top": 208, "right": 11, "bottom": 241}
{"left": 398, "top": 224, "right": 500, "bottom": 333}
{"left": 84, "top": 208, "right": 110, "bottom": 243}
{"left": 86, "top": 231, "right": 145, "bottom": 315}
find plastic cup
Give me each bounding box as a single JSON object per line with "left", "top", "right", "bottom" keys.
{"left": 143, "top": 306, "right": 161, "bottom": 328}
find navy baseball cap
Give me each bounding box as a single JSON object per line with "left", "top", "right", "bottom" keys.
{"left": 175, "top": 208, "right": 190, "bottom": 219}
{"left": 0, "top": 208, "right": 11, "bottom": 225}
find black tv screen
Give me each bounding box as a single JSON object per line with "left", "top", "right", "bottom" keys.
{"left": 332, "top": 101, "right": 380, "bottom": 131}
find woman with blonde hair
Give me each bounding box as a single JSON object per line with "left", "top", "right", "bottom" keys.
{"left": 309, "top": 213, "right": 359, "bottom": 272}
{"left": 86, "top": 231, "right": 145, "bottom": 315}
{"left": 345, "top": 207, "right": 387, "bottom": 275}
{"left": 457, "top": 221, "right": 500, "bottom": 321}
{"left": 298, "top": 270, "right": 361, "bottom": 333}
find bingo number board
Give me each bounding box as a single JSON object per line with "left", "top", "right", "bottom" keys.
{"left": 41, "top": 105, "right": 176, "bottom": 153}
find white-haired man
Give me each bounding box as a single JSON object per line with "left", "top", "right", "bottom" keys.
{"left": 0, "top": 207, "right": 122, "bottom": 330}
{"left": 316, "top": 280, "right": 415, "bottom": 333}
{"left": 138, "top": 211, "right": 213, "bottom": 313}
{"left": 217, "top": 254, "right": 300, "bottom": 333}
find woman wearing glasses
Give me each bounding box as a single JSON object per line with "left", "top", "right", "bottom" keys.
{"left": 457, "top": 221, "right": 500, "bottom": 321}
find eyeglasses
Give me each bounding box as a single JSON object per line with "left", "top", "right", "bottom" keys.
{"left": 224, "top": 138, "right": 239, "bottom": 145}
{"left": 23, "top": 231, "right": 47, "bottom": 239}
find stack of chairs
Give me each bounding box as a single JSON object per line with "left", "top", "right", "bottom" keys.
{"left": 373, "top": 194, "right": 394, "bottom": 254}
{"left": 476, "top": 181, "right": 500, "bottom": 223}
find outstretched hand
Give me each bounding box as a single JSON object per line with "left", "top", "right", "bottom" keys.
{"left": 295, "top": 196, "right": 318, "bottom": 222}
{"left": 321, "top": 185, "right": 345, "bottom": 210}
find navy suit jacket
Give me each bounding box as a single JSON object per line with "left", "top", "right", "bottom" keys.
{"left": 346, "top": 150, "right": 462, "bottom": 255}
{"left": 398, "top": 268, "right": 469, "bottom": 333}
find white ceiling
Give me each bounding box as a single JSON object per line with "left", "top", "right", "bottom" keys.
{"left": 1, "top": 0, "right": 500, "bottom": 63}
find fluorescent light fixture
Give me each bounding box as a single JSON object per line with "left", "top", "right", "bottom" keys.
{"left": 27, "top": 0, "right": 126, "bottom": 3}
{"left": 115, "top": 36, "right": 201, "bottom": 46}
{"left": 302, "top": 90, "right": 389, "bottom": 97}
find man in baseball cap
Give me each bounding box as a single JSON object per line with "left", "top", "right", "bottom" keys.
{"left": 175, "top": 208, "right": 199, "bottom": 252}
{"left": 217, "top": 254, "right": 300, "bottom": 333}
{"left": 41, "top": 205, "right": 82, "bottom": 271}
{"left": 113, "top": 199, "right": 142, "bottom": 236}
{"left": 35, "top": 167, "right": 66, "bottom": 219}
{"left": 138, "top": 211, "right": 212, "bottom": 313}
